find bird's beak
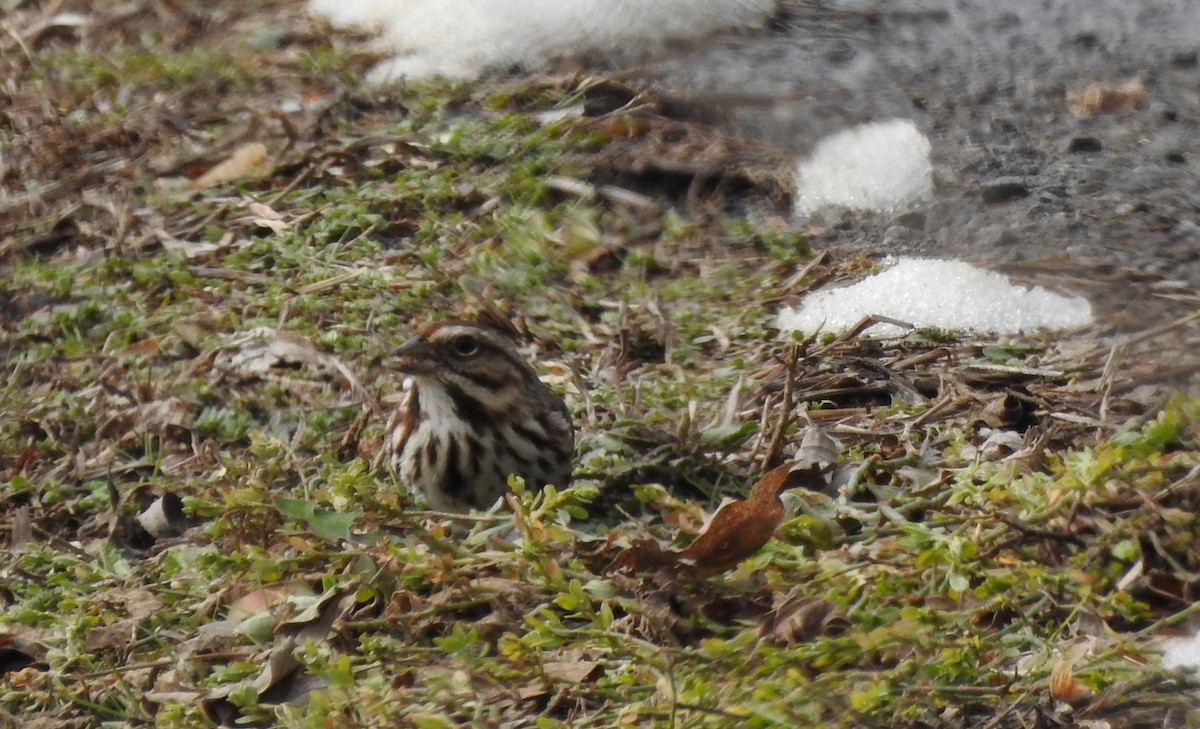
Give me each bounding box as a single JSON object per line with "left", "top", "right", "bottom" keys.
{"left": 391, "top": 337, "right": 438, "bottom": 374}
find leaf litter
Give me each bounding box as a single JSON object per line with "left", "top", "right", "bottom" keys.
{"left": 1, "top": 2, "right": 1200, "bottom": 728}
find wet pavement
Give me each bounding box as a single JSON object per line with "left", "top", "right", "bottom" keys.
{"left": 637, "top": 0, "right": 1200, "bottom": 284}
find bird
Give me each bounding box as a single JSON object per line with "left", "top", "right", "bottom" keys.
{"left": 383, "top": 319, "right": 575, "bottom": 512}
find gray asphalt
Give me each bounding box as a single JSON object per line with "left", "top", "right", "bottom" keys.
{"left": 638, "top": 0, "right": 1200, "bottom": 283}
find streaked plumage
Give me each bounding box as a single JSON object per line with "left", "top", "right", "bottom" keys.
{"left": 384, "top": 320, "right": 574, "bottom": 512}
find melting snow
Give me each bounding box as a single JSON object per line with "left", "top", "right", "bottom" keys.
{"left": 776, "top": 258, "right": 1094, "bottom": 337}
{"left": 794, "top": 119, "right": 933, "bottom": 216}
{"left": 1163, "top": 632, "right": 1200, "bottom": 671}
{"left": 308, "top": 0, "right": 776, "bottom": 83}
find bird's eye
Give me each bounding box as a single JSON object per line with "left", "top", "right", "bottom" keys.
{"left": 450, "top": 334, "right": 479, "bottom": 357}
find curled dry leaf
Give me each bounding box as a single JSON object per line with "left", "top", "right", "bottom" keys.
{"left": 794, "top": 426, "right": 839, "bottom": 469}
{"left": 1049, "top": 656, "right": 1093, "bottom": 704}
{"left": 518, "top": 658, "right": 603, "bottom": 702}
{"left": 603, "top": 538, "right": 678, "bottom": 576}
{"left": 677, "top": 463, "right": 801, "bottom": 577}
{"left": 247, "top": 202, "right": 284, "bottom": 220}
{"left": 277, "top": 586, "right": 361, "bottom": 644}
{"left": 105, "top": 482, "right": 185, "bottom": 548}
{"left": 0, "top": 630, "right": 50, "bottom": 675}
{"left": 226, "top": 581, "right": 318, "bottom": 624}
{"left": 1046, "top": 639, "right": 1098, "bottom": 705}
{"left": 977, "top": 391, "right": 1030, "bottom": 429}
{"left": 216, "top": 327, "right": 365, "bottom": 396}
{"left": 245, "top": 201, "right": 295, "bottom": 234}
{"left": 202, "top": 586, "right": 359, "bottom": 724}
{"left": 758, "top": 588, "right": 849, "bottom": 646}
{"left": 96, "top": 397, "right": 192, "bottom": 444}
{"left": 605, "top": 463, "right": 818, "bottom": 578}
{"left": 960, "top": 428, "right": 1025, "bottom": 460}
{"left": 135, "top": 492, "right": 187, "bottom": 539}
{"left": 190, "top": 142, "right": 271, "bottom": 189}
{"left": 218, "top": 327, "right": 324, "bottom": 375}
{"left": 157, "top": 228, "right": 229, "bottom": 259}
{"left": 23, "top": 11, "right": 89, "bottom": 48}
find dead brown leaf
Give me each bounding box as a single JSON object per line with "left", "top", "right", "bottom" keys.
{"left": 977, "top": 391, "right": 1036, "bottom": 429}
{"left": 202, "top": 585, "right": 359, "bottom": 724}
{"left": 189, "top": 142, "right": 270, "bottom": 189}
{"left": 758, "top": 588, "right": 849, "bottom": 646}
{"left": 218, "top": 327, "right": 324, "bottom": 375}
{"left": 677, "top": 463, "right": 799, "bottom": 577}
{"left": 83, "top": 587, "right": 163, "bottom": 652}
{"left": 1067, "top": 77, "right": 1147, "bottom": 116}
{"left": 96, "top": 397, "right": 192, "bottom": 444}
{"left": 1049, "top": 643, "right": 1095, "bottom": 704}
{"left": 605, "top": 463, "right": 816, "bottom": 578}
{"left": 226, "top": 581, "right": 318, "bottom": 624}
{"left": 793, "top": 426, "right": 839, "bottom": 469}
{"left": 245, "top": 201, "right": 294, "bottom": 234}
{"left": 215, "top": 327, "right": 365, "bottom": 396}
{"left": 0, "top": 630, "right": 50, "bottom": 674}
{"left": 542, "top": 660, "right": 602, "bottom": 684}
{"left": 603, "top": 538, "right": 680, "bottom": 576}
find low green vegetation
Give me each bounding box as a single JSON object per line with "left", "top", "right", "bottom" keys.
{"left": 1, "top": 2, "right": 1197, "bottom": 727}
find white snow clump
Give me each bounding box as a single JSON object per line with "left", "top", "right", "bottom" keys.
{"left": 776, "top": 258, "right": 1094, "bottom": 337}
{"left": 794, "top": 119, "right": 933, "bottom": 216}
{"left": 308, "top": 0, "right": 776, "bottom": 83}
{"left": 1163, "top": 630, "right": 1200, "bottom": 672}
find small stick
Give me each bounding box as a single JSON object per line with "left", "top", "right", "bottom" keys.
{"left": 764, "top": 344, "right": 801, "bottom": 469}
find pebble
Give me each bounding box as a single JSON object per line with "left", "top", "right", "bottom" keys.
{"left": 980, "top": 179, "right": 1031, "bottom": 204}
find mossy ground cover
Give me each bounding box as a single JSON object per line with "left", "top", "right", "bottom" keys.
{"left": 3, "top": 2, "right": 1200, "bottom": 727}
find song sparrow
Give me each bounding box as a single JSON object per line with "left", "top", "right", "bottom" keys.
{"left": 383, "top": 320, "right": 575, "bottom": 512}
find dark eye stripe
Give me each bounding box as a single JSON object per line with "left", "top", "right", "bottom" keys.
{"left": 459, "top": 365, "right": 511, "bottom": 390}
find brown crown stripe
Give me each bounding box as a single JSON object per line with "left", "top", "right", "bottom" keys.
{"left": 415, "top": 318, "right": 474, "bottom": 337}
{"left": 417, "top": 321, "right": 532, "bottom": 373}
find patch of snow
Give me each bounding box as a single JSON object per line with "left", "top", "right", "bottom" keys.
{"left": 794, "top": 119, "right": 933, "bottom": 216}
{"left": 776, "top": 258, "right": 1093, "bottom": 337}
{"left": 308, "top": 0, "right": 776, "bottom": 83}
{"left": 1163, "top": 632, "right": 1200, "bottom": 671}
